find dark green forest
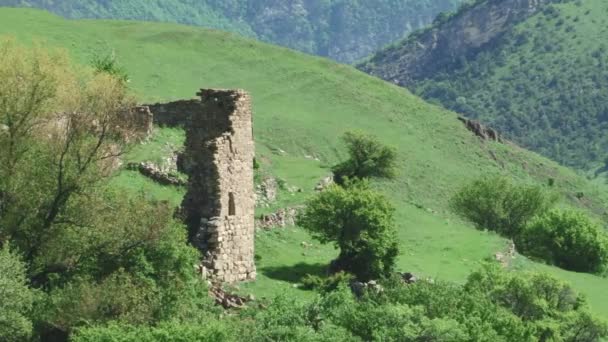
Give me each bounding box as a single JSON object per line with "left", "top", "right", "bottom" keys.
{"left": 0, "top": 0, "right": 461, "bottom": 63}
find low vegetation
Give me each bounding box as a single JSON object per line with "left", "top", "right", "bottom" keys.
{"left": 0, "top": 245, "right": 35, "bottom": 342}
{"left": 71, "top": 264, "right": 608, "bottom": 341}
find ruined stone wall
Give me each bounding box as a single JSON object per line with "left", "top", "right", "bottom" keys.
{"left": 178, "top": 89, "right": 256, "bottom": 283}
{"left": 120, "top": 106, "right": 154, "bottom": 141}
{"left": 147, "top": 100, "right": 203, "bottom": 127}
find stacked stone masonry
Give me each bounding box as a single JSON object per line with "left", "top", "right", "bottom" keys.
{"left": 148, "top": 89, "right": 256, "bottom": 283}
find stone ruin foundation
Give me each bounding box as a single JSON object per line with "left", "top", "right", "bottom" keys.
{"left": 148, "top": 89, "right": 256, "bottom": 283}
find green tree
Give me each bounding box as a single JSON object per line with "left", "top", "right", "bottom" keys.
{"left": 0, "top": 40, "right": 207, "bottom": 339}
{"left": 0, "top": 245, "right": 35, "bottom": 342}
{"left": 450, "top": 176, "right": 556, "bottom": 237}
{"left": 518, "top": 210, "right": 608, "bottom": 273}
{"left": 0, "top": 38, "right": 138, "bottom": 266}
{"left": 332, "top": 131, "right": 397, "bottom": 185}
{"left": 297, "top": 181, "right": 398, "bottom": 281}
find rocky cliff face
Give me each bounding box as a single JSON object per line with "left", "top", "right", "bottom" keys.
{"left": 359, "top": 0, "right": 553, "bottom": 84}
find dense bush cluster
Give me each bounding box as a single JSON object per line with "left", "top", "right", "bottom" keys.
{"left": 71, "top": 264, "right": 608, "bottom": 341}
{"left": 0, "top": 245, "right": 35, "bottom": 342}
{"left": 450, "top": 176, "right": 555, "bottom": 237}
{"left": 451, "top": 176, "right": 608, "bottom": 273}
{"left": 518, "top": 210, "right": 608, "bottom": 273}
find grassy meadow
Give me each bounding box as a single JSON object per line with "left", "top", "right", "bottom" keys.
{"left": 3, "top": 8, "right": 608, "bottom": 317}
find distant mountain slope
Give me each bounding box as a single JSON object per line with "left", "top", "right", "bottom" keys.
{"left": 0, "top": 0, "right": 461, "bottom": 63}
{"left": 3, "top": 7, "right": 608, "bottom": 317}
{"left": 360, "top": 0, "right": 608, "bottom": 169}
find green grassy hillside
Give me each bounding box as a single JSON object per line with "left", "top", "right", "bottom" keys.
{"left": 4, "top": 8, "right": 608, "bottom": 317}
{"left": 361, "top": 0, "right": 608, "bottom": 169}
{"left": 1, "top": 0, "right": 461, "bottom": 63}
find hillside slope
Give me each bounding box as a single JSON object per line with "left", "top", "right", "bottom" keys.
{"left": 0, "top": 0, "right": 461, "bottom": 63}
{"left": 360, "top": 0, "right": 608, "bottom": 169}
{"left": 4, "top": 8, "right": 608, "bottom": 316}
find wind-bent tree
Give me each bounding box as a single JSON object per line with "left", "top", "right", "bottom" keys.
{"left": 332, "top": 131, "right": 397, "bottom": 186}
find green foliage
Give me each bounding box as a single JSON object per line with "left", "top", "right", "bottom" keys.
{"left": 383, "top": 264, "right": 608, "bottom": 341}
{"left": 518, "top": 210, "right": 608, "bottom": 273}
{"left": 72, "top": 321, "right": 236, "bottom": 342}
{"left": 301, "top": 272, "right": 355, "bottom": 292}
{"left": 0, "top": 40, "right": 210, "bottom": 339}
{"left": 7, "top": 0, "right": 462, "bottom": 63}
{"left": 450, "top": 176, "right": 556, "bottom": 237}
{"left": 298, "top": 181, "right": 398, "bottom": 281}
{"left": 69, "top": 264, "right": 608, "bottom": 341}
{"left": 244, "top": 294, "right": 357, "bottom": 342}
{"left": 0, "top": 245, "right": 35, "bottom": 342}
{"left": 332, "top": 131, "right": 397, "bottom": 185}
{"left": 91, "top": 52, "right": 129, "bottom": 84}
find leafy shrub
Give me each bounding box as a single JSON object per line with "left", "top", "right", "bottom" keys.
{"left": 301, "top": 272, "right": 355, "bottom": 292}
{"left": 450, "top": 176, "right": 556, "bottom": 237}
{"left": 382, "top": 263, "right": 608, "bottom": 341}
{"left": 91, "top": 52, "right": 130, "bottom": 85}
{"left": 72, "top": 321, "right": 236, "bottom": 342}
{"left": 518, "top": 210, "right": 608, "bottom": 273}
{"left": 0, "top": 245, "right": 35, "bottom": 342}
{"left": 297, "top": 181, "right": 398, "bottom": 281}
{"left": 332, "top": 131, "right": 397, "bottom": 185}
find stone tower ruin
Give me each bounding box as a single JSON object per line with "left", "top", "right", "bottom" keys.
{"left": 149, "top": 89, "right": 256, "bottom": 283}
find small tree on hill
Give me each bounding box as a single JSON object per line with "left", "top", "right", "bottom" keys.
{"left": 297, "top": 181, "right": 399, "bottom": 281}
{"left": 332, "top": 131, "right": 397, "bottom": 186}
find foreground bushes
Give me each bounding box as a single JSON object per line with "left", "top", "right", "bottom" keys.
{"left": 72, "top": 264, "right": 608, "bottom": 342}
{"left": 518, "top": 210, "right": 608, "bottom": 273}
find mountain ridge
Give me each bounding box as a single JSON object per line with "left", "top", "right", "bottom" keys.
{"left": 0, "top": 0, "right": 461, "bottom": 63}
{"left": 359, "top": 0, "right": 608, "bottom": 169}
